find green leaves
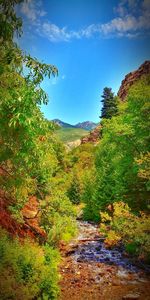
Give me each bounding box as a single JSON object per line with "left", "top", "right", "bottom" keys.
{"left": 24, "top": 55, "right": 58, "bottom": 86}
{"left": 0, "top": 229, "right": 60, "bottom": 300}
{"left": 100, "top": 87, "right": 118, "bottom": 120}
{"left": 83, "top": 76, "right": 150, "bottom": 221}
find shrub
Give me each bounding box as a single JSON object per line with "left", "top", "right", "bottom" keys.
{"left": 40, "top": 190, "right": 77, "bottom": 246}
{"left": 100, "top": 202, "right": 150, "bottom": 260}
{"left": 0, "top": 228, "right": 60, "bottom": 300}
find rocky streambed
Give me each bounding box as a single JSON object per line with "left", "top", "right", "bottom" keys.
{"left": 59, "top": 221, "right": 150, "bottom": 300}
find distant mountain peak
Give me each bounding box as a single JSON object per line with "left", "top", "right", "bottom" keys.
{"left": 52, "top": 119, "right": 75, "bottom": 128}
{"left": 75, "top": 121, "right": 98, "bottom": 130}
{"left": 52, "top": 119, "right": 98, "bottom": 131}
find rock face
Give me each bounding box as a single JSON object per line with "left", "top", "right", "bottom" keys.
{"left": 22, "top": 196, "right": 46, "bottom": 241}
{"left": 81, "top": 125, "right": 102, "bottom": 144}
{"left": 66, "top": 139, "right": 81, "bottom": 151}
{"left": 0, "top": 181, "right": 46, "bottom": 241}
{"left": 77, "top": 61, "right": 150, "bottom": 146}
{"left": 118, "top": 61, "right": 150, "bottom": 101}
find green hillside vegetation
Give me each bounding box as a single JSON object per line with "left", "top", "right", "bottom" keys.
{"left": 0, "top": 1, "right": 150, "bottom": 299}
{"left": 55, "top": 127, "right": 89, "bottom": 143}
{"left": 0, "top": 2, "right": 76, "bottom": 299}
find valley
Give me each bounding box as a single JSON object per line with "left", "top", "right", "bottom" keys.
{"left": 55, "top": 127, "right": 89, "bottom": 143}
{"left": 0, "top": 1, "right": 150, "bottom": 299}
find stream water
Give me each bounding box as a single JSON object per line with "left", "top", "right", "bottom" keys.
{"left": 60, "top": 221, "right": 150, "bottom": 300}
{"left": 73, "top": 222, "right": 150, "bottom": 273}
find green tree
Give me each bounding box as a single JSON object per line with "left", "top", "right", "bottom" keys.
{"left": 0, "top": 2, "right": 77, "bottom": 298}
{"left": 100, "top": 87, "right": 118, "bottom": 119}
{"left": 67, "top": 174, "right": 81, "bottom": 204}
{"left": 0, "top": 0, "right": 59, "bottom": 212}
{"left": 84, "top": 76, "right": 150, "bottom": 221}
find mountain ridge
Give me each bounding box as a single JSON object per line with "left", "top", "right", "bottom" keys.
{"left": 52, "top": 119, "right": 98, "bottom": 131}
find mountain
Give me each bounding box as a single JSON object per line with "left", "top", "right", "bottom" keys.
{"left": 52, "top": 119, "right": 98, "bottom": 130}
{"left": 52, "top": 119, "right": 75, "bottom": 128}
{"left": 75, "top": 121, "right": 98, "bottom": 131}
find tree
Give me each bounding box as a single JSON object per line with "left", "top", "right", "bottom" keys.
{"left": 83, "top": 76, "right": 150, "bottom": 221}
{"left": 100, "top": 87, "right": 118, "bottom": 119}
{"left": 0, "top": 2, "right": 77, "bottom": 297}
{"left": 67, "top": 174, "right": 81, "bottom": 204}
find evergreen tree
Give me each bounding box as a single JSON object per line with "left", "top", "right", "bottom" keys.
{"left": 100, "top": 87, "right": 118, "bottom": 119}
{"left": 67, "top": 175, "right": 81, "bottom": 204}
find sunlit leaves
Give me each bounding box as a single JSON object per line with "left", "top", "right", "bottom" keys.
{"left": 84, "top": 76, "right": 150, "bottom": 221}
{"left": 100, "top": 202, "right": 150, "bottom": 260}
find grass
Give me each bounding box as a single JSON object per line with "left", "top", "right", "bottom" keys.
{"left": 55, "top": 127, "right": 89, "bottom": 143}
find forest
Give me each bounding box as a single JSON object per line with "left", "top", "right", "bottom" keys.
{"left": 0, "top": 1, "right": 150, "bottom": 299}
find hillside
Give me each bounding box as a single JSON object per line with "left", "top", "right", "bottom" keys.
{"left": 1, "top": 2, "right": 150, "bottom": 300}
{"left": 55, "top": 127, "right": 89, "bottom": 143}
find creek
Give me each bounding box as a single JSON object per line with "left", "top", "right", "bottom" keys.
{"left": 59, "top": 221, "right": 150, "bottom": 300}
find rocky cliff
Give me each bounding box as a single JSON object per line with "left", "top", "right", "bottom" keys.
{"left": 0, "top": 170, "right": 46, "bottom": 241}
{"left": 81, "top": 125, "right": 102, "bottom": 144}
{"left": 81, "top": 61, "right": 150, "bottom": 145}
{"left": 118, "top": 61, "right": 150, "bottom": 101}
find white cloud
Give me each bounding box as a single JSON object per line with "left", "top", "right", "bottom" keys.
{"left": 42, "top": 23, "right": 71, "bottom": 42}
{"left": 21, "top": 0, "right": 46, "bottom": 22}
{"left": 20, "top": 0, "right": 150, "bottom": 41}
{"left": 100, "top": 15, "right": 138, "bottom": 35}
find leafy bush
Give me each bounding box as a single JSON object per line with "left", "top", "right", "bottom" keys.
{"left": 100, "top": 202, "right": 150, "bottom": 260}
{"left": 67, "top": 174, "right": 81, "bottom": 204}
{"left": 0, "top": 228, "right": 60, "bottom": 300}
{"left": 83, "top": 76, "right": 150, "bottom": 221}
{"left": 40, "top": 190, "right": 77, "bottom": 246}
{"left": 0, "top": 3, "right": 77, "bottom": 300}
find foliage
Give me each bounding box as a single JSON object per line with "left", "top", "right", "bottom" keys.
{"left": 67, "top": 173, "right": 81, "bottom": 204}
{"left": 0, "top": 0, "right": 59, "bottom": 214}
{"left": 82, "top": 170, "right": 100, "bottom": 222}
{"left": 100, "top": 87, "right": 118, "bottom": 119}
{"left": 55, "top": 127, "right": 89, "bottom": 143}
{"left": 83, "top": 76, "right": 150, "bottom": 221}
{"left": 66, "top": 143, "right": 96, "bottom": 210}
{"left": 0, "top": 2, "right": 77, "bottom": 299}
{"left": 100, "top": 202, "right": 150, "bottom": 260}
{"left": 40, "top": 190, "right": 77, "bottom": 246}
{"left": 0, "top": 228, "right": 60, "bottom": 300}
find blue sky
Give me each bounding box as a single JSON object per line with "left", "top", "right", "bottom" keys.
{"left": 17, "top": 0, "right": 150, "bottom": 124}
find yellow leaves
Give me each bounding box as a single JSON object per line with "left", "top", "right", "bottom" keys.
{"left": 136, "top": 152, "right": 150, "bottom": 180}
{"left": 100, "top": 223, "right": 107, "bottom": 234}
{"left": 100, "top": 211, "right": 112, "bottom": 222}
{"left": 100, "top": 201, "right": 150, "bottom": 258}
{"left": 105, "top": 230, "right": 121, "bottom": 248}
{"left": 113, "top": 201, "right": 131, "bottom": 218}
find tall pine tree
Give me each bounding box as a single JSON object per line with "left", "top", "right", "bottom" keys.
{"left": 100, "top": 87, "right": 118, "bottom": 119}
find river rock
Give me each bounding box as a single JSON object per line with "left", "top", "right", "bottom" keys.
{"left": 117, "top": 269, "right": 129, "bottom": 279}
{"left": 122, "top": 293, "right": 140, "bottom": 299}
